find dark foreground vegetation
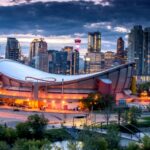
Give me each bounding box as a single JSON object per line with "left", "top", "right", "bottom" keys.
{"left": 0, "top": 113, "right": 149, "bottom": 150}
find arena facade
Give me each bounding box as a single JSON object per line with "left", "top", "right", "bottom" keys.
{"left": 0, "top": 59, "right": 135, "bottom": 110}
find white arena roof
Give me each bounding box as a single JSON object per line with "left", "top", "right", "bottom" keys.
{"left": 0, "top": 59, "right": 134, "bottom": 83}
{"left": 0, "top": 59, "right": 102, "bottom": 83}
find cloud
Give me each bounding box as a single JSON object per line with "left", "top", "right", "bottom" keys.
{"left": 0, "top": 33, "right": 117, "bottom": 57}
{"left": 0, "top": 0, "right": 111, "bottom": 6}
{"left": 84, "top": 22, "right": 112, "bottom": 30}
{"left": 0, "top": 0, "right": 149, "bottom": 55}
{"left": 114, "top": 26, "right": 129, "bottom": 33}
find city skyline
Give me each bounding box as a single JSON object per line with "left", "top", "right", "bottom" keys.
{"left": 0, "top": 0, "right": 150, "bottom": 56}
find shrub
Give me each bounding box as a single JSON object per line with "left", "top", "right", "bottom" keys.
{"left": 12, "top": 139, "right": 49, "bottom": 150}
{"left": 16, "top": 122, "right": 31, "bottom": 139}
{"left": 45, "top": 128, "right": 72, "bottom": 142}
{"left": 0, "top": 141, "right": 10, "bottom": 150}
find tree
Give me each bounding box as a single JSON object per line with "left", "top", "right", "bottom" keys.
{"left": 27, "top": 114, "right": 49, "bottom": 139}
{"left": 103, "top": 108, "right": 111, "bottom": 126}
{"left": 12, "top": 139, "right": 49, "bottom": 150}
{"left": 121, "top": 110, "right": 129, "bottom": 124}
{"left": 78, "top": 126, "right": 108, "bottom": 150}
{"left": 0, "top": 141, "right": 10, "bottom": 150}
{"left": 98, "top": 94, "right": 115, "bottom": 110}
{"left": 126, "top": 136, "right": 150, "bottom": 150}
{"left": 45, "top": 128, "right": 72, "bottom": 142}
{"left": 0, "top": 125, "right": 17, "bottom": 144}
{"left": 106, "top": 124, "right": 120, "bottom": 150}
{"left": 128, "top": 107, "right": 141, "bottom": 125}
{"left": 80, "top": 93, "right": 101, "bottom": 111}
{"left": 141, "top": 135, "right": 150, "bottom": 150}
{"left": 16, "top": 114, "right": 48, "bottom": 140}
{"left": 81, "top": 134, "right": 107, "bottom": 150}
{"left": 16, "top": 122, "right": 31, "bottom": 139}
{"left": 67, "top": 140, "right": 82, "bottom": 150}
{"left": 3, "top": 127, "right": 17, "bottom": 144}
{"left": 80, "top": 93, "right": 115, "bottom": 111}
{"left": 126, "top": 142, "right": 141, "bottom": 150}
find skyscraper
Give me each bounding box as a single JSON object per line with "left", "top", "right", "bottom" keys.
{"left": 29, "top": 38, "right": 47, "bottom": 61}
{"left": 128, "top": 25, "right": 144, "bottom": 75}
{"left": 104, "top": 51, "right": 115, "bottom": 69}
{"left": 48, "top": 50, "right": 68, "bottom": 74}
{"left": 143, "top": 27, "right": 150, "bottom": 75}
{"left": 85, "top": 32, "right": 102, "bottom": 73}
{"left": 88, "top": 32, "right": 101, "bottom": 52}
{"left": 115, "top": 37, "right": 125, "bottom": 64}
{"left": 117, "top": 37, "right": 124, "bottom": 57}
{"left": 63, "top": 46, "right": 79, "bottom": 75}
{"left": 5, "top": 37, "right": 21, "bottom": 61}
{"left": 72, "top": 49, "right": 79, "bottom": 75}
{"left": 84, "top": 52, "right": 102, "bottom": 73}
{"left": 29, "top": 38, "right": 48, "bottom": 72}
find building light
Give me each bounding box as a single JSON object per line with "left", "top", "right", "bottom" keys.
{"left": 85, "top": 57, "right": 90, "bottom": 61}
{"left": 52, "top": 100, "right": 55, "bottom": 103}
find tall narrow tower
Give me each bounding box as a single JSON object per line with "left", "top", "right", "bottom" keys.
{"left": 75, "top": 38, "right": 81, "bottom": 51}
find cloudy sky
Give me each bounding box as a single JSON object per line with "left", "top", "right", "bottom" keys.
{"left": 0, "top": 0, "right": 150, "bottom": 57}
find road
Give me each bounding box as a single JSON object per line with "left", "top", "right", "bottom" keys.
{"left": 0, "top": 107, "right": 118, "bottom": 128}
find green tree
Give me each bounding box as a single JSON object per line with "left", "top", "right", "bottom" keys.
{"left": 27, "top": 114, "right": 49, "bottom": 139}
{"left": 45, "top": 128, "right": 72, "bottom": 142}
{"left": 121, "top": 110, "right": 129, "bottom": 124}
{"left": 126, "top": 142, "right": 141, "bottom": 150}
{"left": 0, "top": 125, "right": 17, "bottom": 144}
{"left": 98, "top": 94, "right": 115, "bottom": 110}
{"left": 82, "top": 136, "right": 107, "bottom": 150}
{"left": 3, "top": 127, "right": 17, "bottom": 144}
{"left": 0, "top": 141, "right": 10, "bottom": 150}
{"left": 67, "top": 140, "right": 82, "bottom": 150}
{"left": 80, "top": 93, "right": 115, "bottom": 111}
{"left": 141, "top": 135, "right": 150, "bottom": 150}
{"left": 128, "top": 107, "right": 141, "bottom": 125}
{"left": 16, "top": 122, "right": 31, "bottom": 139}
{"left": 106, "top": 124, "right": 120, "bottom": 150}
{"left": 0, "top": 125, "right": 6, "bottom": 141}
{"left": 12, "top": 139, "right": 49, "bottom": 150}
{"left": 78, "top": 126, "right": 108, "bottom": 150}
{"left": 80, "top": 93, "right": 101, "bottom": 111}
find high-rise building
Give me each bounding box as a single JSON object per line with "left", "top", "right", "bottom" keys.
{"left": 63, "top": 47, "right": 79, "bottom": 75}
{"left": 88, "top": 32, "right": 101, "bottom": 52}
{"left": 117, "top": 37, "right": 124, "bottom": 57}
{"left": 5, "top": 37, "right": 21, "bottom": 61}
{"left": 115, "top": 37, "right": 125, "bottom": 64}
{"left": 128, "top": 25, "right": 144, "bottom": 75}
{"left": 72, "top": 50, "right": 79, "bottom": 75}
{"left": 29, "top": 38, "right": 48, "bottom": 72}
{"left": 29, "top": 38, "right": 47, "bottom": 61}
{"left": 104, "top": 51, "right": 115, "bottom": 69}
{"left": 143, "top": 27, "right": 150, "bottom": 75}
{"left": 48, "top": 50, "right": 67, "bottom": 74}
{"left": 85, "top": 32, "right": 102, "bottom": 73}
{"left": 84, "top": 52, "right": 102, "bottom": 73}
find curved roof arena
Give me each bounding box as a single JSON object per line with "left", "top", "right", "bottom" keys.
{"left": 0, "top": 59, "right": 134, "bottom": 83}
